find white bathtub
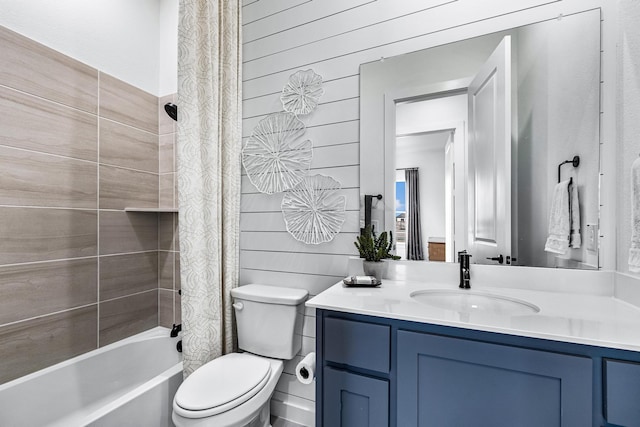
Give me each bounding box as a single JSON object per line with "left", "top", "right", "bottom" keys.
{"left": 0, "top": 327, "right": 183, "bottom": 427}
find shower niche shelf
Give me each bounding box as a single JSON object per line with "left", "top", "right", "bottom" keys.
{"left": 125, "top": 207, "right": 178, "bottom": 213}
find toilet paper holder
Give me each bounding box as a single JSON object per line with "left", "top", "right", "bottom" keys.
{"left": 295, "top": 352, "right": 316, "bottom": 385}
{"left": 299, "top": 366, "right": 310, "bottom": 380}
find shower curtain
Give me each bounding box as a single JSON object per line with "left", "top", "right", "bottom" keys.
{"left": 406, "top": 168, "right": 425, "bottom": 260}
{"left": 177, "top": 0, "right": 242, "bottom": 377}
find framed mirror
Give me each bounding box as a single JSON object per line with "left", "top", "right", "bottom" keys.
{"left": 360, "top": 9, "right": 600, "bottom": 269}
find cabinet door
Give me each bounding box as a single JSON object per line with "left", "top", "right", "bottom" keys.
{"left": 397, "top": 330, "right": 592, "bottom": 427}
{"left": 324, "top": 367, "right": 389, "bottom": 427}
{"left": 605, "top": 359, "right": 640, "bottom": 426}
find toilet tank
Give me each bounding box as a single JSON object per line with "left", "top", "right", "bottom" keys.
{"left": 231, "top": 284, "right": 308, "bottom": 360}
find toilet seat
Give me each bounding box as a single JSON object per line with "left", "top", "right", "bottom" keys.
{"left": 173, "top": 353, "right": 271, "bottom": 419}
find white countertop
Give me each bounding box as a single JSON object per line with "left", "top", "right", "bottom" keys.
{"left": 307, "top": 278, "right": 640, "bottom": 353}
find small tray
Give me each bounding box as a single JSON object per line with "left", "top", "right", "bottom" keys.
{"left": 342, "top": 277, "right": 382, "bottom": 287}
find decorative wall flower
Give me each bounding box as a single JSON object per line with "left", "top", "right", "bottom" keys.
{"left": 242, "top": 112, "right": 313, "bottom": 194}
{"left": 282, "top": 174, "right": 346, "bottom": 245}
{"left": 281, "top": 69, "right": 325, "bottom": 116}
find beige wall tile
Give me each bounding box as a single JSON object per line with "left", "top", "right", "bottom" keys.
{"left": 174, "top": 172, "right": 179, "bottom": 208}
{"left": 0, "top": 26, "right": 98, "bottom": 114}
{"left": 99, "top": 72, "right": 158, "bottom": 134}
{"left": 175, "top": 291, "right": 182, "bottom": 324}
{"left": 159, "top": 173, "right": 175, "bottom": 209}
{"left": 159, "top": 213, "right": 177, "bottom": 251}
{"left": 0, "top": 207, "right": 97, "bottom": 265}
{"left": 99, "top": 165, "right": 158, "bottom": 210}
{"left": 159, "top": 94, "right": 176, "bottom": 135}
{"left": 0, "top": 85, "right": 98, "bottom": 161}
{"left": 99, "top": 290, "right": 158, "bottom": 346}
{"left": 99, "top": 252, "right": 159, "bottom": 301}
{"left": 99, "top": 211, "right": 158, "bottom": 255}
{"left": 159, "top": 133, "right": 175, "bottom": 173}
{"left": 0, "top": 305, "right": 97, "bottom": 384}
{"left": 175, "top": 216, "right": 180, "bottom": 251}
{"left": 159, "top": 289, "right": 174, "bottom": 328}
{"left": 0, "top": 146, "right": 97, "bottom": 209}
{"left": 159, "top": 251, "right": 174, "bottom": 290}
{"left": 175, "top": 254, "right": 181, "bottom": 290}
{"left": 0, "top": 258, "right": 97, "bottom": 325}
{"left": 99, "top": 119, "right": 158, "bottom": 173}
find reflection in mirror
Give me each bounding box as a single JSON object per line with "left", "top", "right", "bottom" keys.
{"left": 360, "top": 9, "right": 601, "bottom": 270}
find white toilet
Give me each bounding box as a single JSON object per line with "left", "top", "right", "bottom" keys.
{"left": 172, "top": 284, "right": 308, "bottom": 427}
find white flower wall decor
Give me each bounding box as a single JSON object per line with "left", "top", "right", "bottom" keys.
{"left": 281, "top": 174, "right": 346, "bottom": 245}
{"left": 281, "top": 69, "right": 325, "bottom": 116}
{"left": 242, "top": 112, "right": 313, "bottom": 194}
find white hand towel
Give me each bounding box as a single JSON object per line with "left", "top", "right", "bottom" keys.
{"left": 545, "top": 179, "right": 571, "bottom": 254}
{"left": 629, "top": 157, "right": 640, "bottom": 272}
{"left": 569, "top": 182, "right": 581, "bottom": 248}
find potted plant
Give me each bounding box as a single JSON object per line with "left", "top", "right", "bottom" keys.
{"left": 354, "top": 225, "right": 400, "bottom": 280}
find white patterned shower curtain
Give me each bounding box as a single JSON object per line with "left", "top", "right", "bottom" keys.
{"left": 177, "top": 0, "right": 242, "bottom": 377}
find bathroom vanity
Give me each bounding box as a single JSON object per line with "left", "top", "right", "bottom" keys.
{"left": 307, "top": 269, "right": 640, "bottom": 427}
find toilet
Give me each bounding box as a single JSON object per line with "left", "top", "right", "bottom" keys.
{"left": 172, "top": 284, "right": 308, "bottom": 427}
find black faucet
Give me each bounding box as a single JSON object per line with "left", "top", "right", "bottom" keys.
{"left": 458, "top": 250, "right": 472, "bottom": 289}
{"left": 170, "top": 323, "right": 182, "bottom": 338}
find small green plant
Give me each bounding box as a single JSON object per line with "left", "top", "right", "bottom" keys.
{"left": 354, "top": 225, "right": 401, "bottom": 262}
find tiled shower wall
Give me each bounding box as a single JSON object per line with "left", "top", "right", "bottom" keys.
{"left": 0, "top": 25, "right": 177, "bottom": 385}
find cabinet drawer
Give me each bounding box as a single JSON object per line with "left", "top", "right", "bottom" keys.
{"left": 324, "top": 317, "right": 390, "bottom": 373}
{"left": 605, "top": 359, "right": 640, "bottom": 426}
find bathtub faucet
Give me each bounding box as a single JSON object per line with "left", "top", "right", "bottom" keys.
{"left": 170, "top": 323, "right": 182, "bottom": 338}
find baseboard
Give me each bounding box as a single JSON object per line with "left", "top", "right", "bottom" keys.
{"left": 270, "top": 391, "right": 315, "bottom": 427}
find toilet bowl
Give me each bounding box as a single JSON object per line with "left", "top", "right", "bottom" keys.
{"left": 172, "top": 353, "right": 283, "bottom": 427}
{"left": 171, "top": 284, "right": 308, "bottom": 427}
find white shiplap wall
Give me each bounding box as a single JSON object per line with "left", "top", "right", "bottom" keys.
{"left": 240, "top": 0, "right": 617, "bottom": 425}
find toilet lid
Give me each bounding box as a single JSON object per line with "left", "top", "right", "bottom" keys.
{"left": 174, "top": 353, "right": 271, "bottom": 416}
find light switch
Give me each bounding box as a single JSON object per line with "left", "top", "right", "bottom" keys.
{"left": 586, "top": 224, "right": 597, "bottom": 252}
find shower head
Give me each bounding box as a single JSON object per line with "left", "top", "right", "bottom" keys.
{"left": 164, "top": 102, "right": 177, "bottom": 121}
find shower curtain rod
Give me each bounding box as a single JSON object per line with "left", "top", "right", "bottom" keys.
{"left": 396, "top": 167, "right": 419, "bottom": 171}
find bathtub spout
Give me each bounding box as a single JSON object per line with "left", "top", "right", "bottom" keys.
{"left": 170, "top": 324, "right": 182, "bottom": 338}
{"left": 177, "top": 340, "right": 182, "bottom": 353}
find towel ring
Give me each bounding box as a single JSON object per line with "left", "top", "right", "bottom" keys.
{"left": 558, "top": 156, "right": 580, "bottom": 183}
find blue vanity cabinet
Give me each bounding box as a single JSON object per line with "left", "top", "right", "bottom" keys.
{"left": 316, "top": 309, "right": 640, "bottom": 427}
{"left": 396, "top": 330, "right": 592, "bottom": 426}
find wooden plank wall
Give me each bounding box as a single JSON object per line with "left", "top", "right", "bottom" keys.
{"left": 239, "top": 0, "right": 613, "bottom": 424}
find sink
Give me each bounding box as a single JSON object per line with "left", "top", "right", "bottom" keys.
{"left": 410, "top": 289, "right": 540, "bottom": 315}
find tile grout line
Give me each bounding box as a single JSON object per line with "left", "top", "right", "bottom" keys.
{"left": 0, "top": 303, "right": 99, "bottom": 330}
{"left": 0, "top": 82, "right": 98, "bottom": 117}
{"left": 172, "top": 127, "right": 178, "bottom": 324}
{"left": 0, "top": 252, "right": 170, "bottom": 274}
{"left": 100, "top": 288, "right": 158, "bottom": 304}
{"left": 170, "top": 94, "right": 178, "bottom": 325}
{"left": 0, "top": 83, "right": 161, "bottom": 136}
{"left": 0, "top": 142, "right": 98, "bottom": 165}
{"left": 96, "top": 70, "right": 101, "bottom": 349}
{"left": 158, "top": 98, "right": 162, "bottom": 327}
{"left": 100, "top": 161, "right": 160, "bottom": 176}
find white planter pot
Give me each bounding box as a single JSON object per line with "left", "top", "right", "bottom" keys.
{"left": 362, "top": 260, "right": 387, "bottom": 281}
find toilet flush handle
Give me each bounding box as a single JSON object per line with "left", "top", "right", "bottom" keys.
{"left": 232, "top": 302, "right": 244, "bottom": 311}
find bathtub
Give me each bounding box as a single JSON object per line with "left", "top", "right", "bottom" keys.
{"left": 0, "top": 327, "right": 183, "bottom": 427}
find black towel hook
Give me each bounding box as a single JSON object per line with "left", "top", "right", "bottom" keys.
{"left": 558, "top": 155, "right": 580, "bottom": 183}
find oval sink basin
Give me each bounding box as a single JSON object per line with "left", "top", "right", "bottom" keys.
{"left": 410, "top": 289, "right": 540, "bottom": 316}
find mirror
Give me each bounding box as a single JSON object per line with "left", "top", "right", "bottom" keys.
{"left": 360, "top": 9, "right": 600, "bottom": 270}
